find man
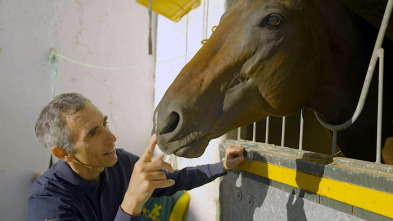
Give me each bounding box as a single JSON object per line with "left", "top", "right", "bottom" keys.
{"left": 28, "top": 93, "right": 245, "bottom": 221}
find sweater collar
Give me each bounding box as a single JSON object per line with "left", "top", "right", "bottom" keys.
{"left": 54, "top": 160, "right": 110, "bottom": 192}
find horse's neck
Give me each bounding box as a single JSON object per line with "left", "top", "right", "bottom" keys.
{"left": 308, "top": 0, "right": 376, "bottom": 124}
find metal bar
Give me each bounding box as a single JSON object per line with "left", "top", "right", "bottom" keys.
{"left": 265, "top": 116, "right": 270, "bottom": 144}
{"left": 299, "top": 109, "right": 304, "bottom": 150}
{"left": 314, "top": 0, "right": 393, "bottom": 131}
{"left": 376, "top": 48, "right": 384, "bottom": 163}
{"left": 332, "top": 130, "right": 337, "bottom": 155}
{"left": 253, "top": 122, "right": 257, "bottom": 142}
{"left": 237, "top": 127, "right": 241, "bottom": 140}
{"left": 281, "top": 117, "right": 286, "bottom": 146}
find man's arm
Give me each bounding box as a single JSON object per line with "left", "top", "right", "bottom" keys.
{"left": 151, "top": 144, "right": 245, "bottom": 197}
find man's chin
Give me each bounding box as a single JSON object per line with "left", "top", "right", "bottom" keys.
{"left": 104, "top": 152, "right": 118, "bottom": 167}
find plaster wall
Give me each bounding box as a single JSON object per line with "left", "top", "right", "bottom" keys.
{"left": 0, "top": 0, "right": 156, "bottom": 219}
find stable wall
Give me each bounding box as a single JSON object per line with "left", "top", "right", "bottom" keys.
{"left": 0, "top": 0, "right": 156, "bottom": 219}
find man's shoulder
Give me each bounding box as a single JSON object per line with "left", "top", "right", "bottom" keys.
{"left": 30, "top": 175, "right": 69, "bottom": 198}
{"left": 30, "top": 173, "right": 50, "bottom": 195}
{"left": 30, "top": 162, "right": 79, "bottom": 198}
{"left": 27, "top": 163, "right": 86, "bottom": 221}
{"left": 30, "top": 163, "right": 59, "bottom": 192}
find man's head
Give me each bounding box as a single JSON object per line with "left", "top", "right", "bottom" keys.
{"left": 35, "top": 93, "right": 117, "bottom": 179}
{"left": 35, "top": 93, "right": 90, "bottom": 153}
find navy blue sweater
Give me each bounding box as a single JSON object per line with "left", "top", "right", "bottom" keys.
{"left": 27, "top": 148, "right": 226, "bottom": 221}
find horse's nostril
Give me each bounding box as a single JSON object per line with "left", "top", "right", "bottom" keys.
{"left": 160, "top": 112, "right": 180, "bottom": 135}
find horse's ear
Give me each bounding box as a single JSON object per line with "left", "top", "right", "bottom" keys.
{"left": 220, "top": 10, "right": 229, "bottom": 23}
{"left": 221, "top": 0, "right": 240, "bottom": 23}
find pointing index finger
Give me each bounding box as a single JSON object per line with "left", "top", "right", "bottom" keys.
{"left": 141, "top": 134, "right": 157, "bottom": 162}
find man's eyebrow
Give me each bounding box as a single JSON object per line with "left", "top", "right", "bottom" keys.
{"left": 85, "top": 116, "right": 108, "bottom": 138}
{"left": 86, "top": 126, "right": 99, "bottom": 138}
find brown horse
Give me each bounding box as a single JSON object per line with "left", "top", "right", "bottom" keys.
{"left": 153, "top": 0, "right": 393, "bottom": 164}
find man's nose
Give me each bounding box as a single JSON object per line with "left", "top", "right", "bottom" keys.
{"left": 104, "top": 129, "right": 117, "bottom": 144}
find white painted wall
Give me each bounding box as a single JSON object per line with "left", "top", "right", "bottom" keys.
{"left": 155, "top": 1, "right": 226, "bottom": 220}
{"left": 0, "top": 0, "right": 156, "bottom": 219}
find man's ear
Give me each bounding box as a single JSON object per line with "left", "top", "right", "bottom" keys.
{"left": 52, "top": 146, "right": 73, "bottom": 162}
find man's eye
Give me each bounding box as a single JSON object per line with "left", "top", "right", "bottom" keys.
{"left": 90, "top": 131, "right": 96, "bottom": 137}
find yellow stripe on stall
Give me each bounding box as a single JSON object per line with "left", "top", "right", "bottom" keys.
{"left": 237, "top": 160, "right": 393, "bottom": 218}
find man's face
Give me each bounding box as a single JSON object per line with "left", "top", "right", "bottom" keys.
{"left": 64, "top": 101, "right": 117, "bottom": 170}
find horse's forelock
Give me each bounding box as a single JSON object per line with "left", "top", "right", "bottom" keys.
{"left": 280, "top": 0, "right": 318, "bottom": 15}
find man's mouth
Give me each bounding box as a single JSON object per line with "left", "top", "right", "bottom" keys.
{"left": 103, "top": 149, "right": 115, "bottom": 156}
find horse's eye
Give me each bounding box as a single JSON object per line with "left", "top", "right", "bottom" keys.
{"left": 260, "top": 14, "right": 283, "bottom": 28}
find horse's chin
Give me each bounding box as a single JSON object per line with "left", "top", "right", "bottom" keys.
{"left": 160, "top": 138, "right": 209, "bottom": 158}
{"left": 174, "top": 145, "right": 205, "bottom": 158}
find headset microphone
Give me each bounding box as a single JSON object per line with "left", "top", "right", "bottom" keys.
{"left": 73, "top": 156, "right": 94, "bottom": 169}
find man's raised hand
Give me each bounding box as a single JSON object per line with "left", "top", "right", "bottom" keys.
{"left": 120, "top": 134, "right": 175, "bottom": 216}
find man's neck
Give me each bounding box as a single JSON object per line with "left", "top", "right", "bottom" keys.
{"left": 67, "top": 161, "right": 104, "bottom": 181}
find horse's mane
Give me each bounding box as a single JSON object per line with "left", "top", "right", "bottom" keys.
{"left": 338, "top": 0, "right": 393, "bottom": 85}
{"left": 339, "top": 0, "right": 393, "bottom": 41}
{"left": 339, "top": 0, "right": 393, "bottom": 46}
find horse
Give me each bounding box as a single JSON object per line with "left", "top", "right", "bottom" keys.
{"left": 153, "top": 0, "right": 393, "bottom": 164}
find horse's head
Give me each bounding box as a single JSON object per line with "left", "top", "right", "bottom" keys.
{"left": 154, "top": 0, "right": 327, "bottom": 158}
